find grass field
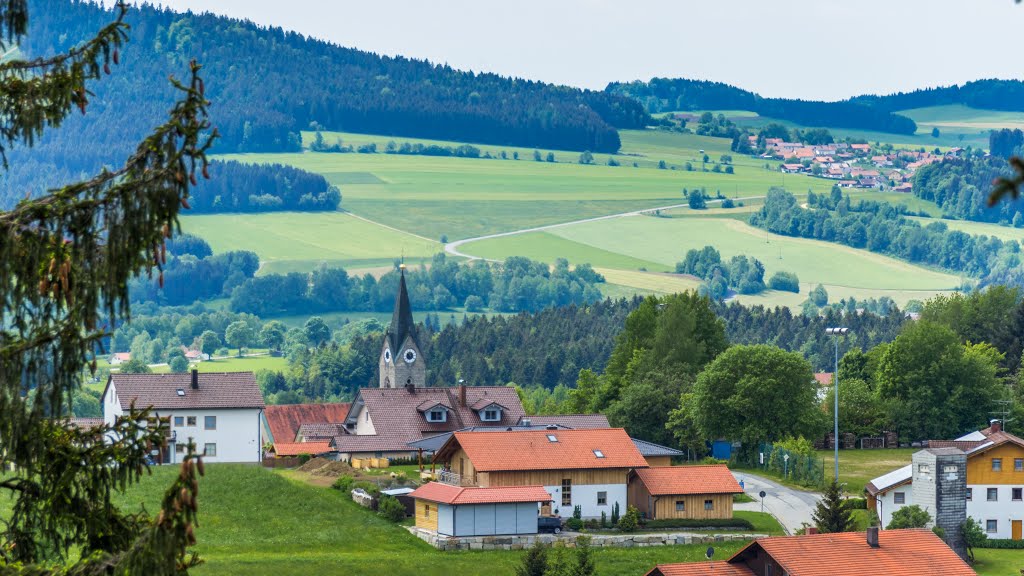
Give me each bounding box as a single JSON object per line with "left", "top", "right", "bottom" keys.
{"left": 180, "top": 211, "right": 440, "bottom": 276}
{"left": 461, "top": 214, "right": 961, "bottom": 308}
{"left": 816, "top": 449, "right": 917, "bottom": 495}
{"left": 104, "top": 465, "right": 755, "bottom": 575}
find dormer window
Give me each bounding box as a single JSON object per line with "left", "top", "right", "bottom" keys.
{"left": 428, "top": 409, "right": 447, "bottom": 423}
{"left": 481, "top": 408, "right": 500, "bottom": 422}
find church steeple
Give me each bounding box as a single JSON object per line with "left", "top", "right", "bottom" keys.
{"left": 387, "top": 266, "right": 417, "bottom": 352}
{"left": 379, "top": 265, "right": 425, "bottom": 389}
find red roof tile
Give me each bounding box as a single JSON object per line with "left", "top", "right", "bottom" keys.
{"left": 442, "top": 428, "right": 648, "bottom": 472}
{"left": 409, "top": 482, "right": 551, "bottom": 505}
{"left": 731, "top": 529, "right": 975, "bottom": 576}
{"left": 107, "top": 372, "right": 264, "bottom": 410}
{"left": 633, "top": 465, "right": 743, "bottom": 496}
{"left": 647, "top": 563, "right": 751, "bottom": 576}
{"left": 271, "top": 442, "right": 333, "bottom": 456}
{"left": 813, "top": 372, "right": 833, "bottom": 386}
{"left": 264, "top": 403, "right": 350, "bottom": 443}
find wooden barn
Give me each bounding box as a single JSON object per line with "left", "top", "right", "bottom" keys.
{"left": 627, "top": 465, "right": 743, "bottom": 520}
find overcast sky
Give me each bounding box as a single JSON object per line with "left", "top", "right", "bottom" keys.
{"left": 152, "top": 0, "right": 1024, "bottom": 101}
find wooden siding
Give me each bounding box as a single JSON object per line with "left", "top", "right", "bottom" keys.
{"left": 653, "top": 493, "right": 733, "bottom": 520}
{"left": 967, "top": 443, "right": 1024, "bottom": 485}
{"left": 415, "top": 499, "right": 438, "bottom": 531}
{"left": 445, "top": 447, "right": 479, "bottom": 485}
{"left": 482, "top": 468, "right": 630, "bottom": 487}
{"left": 628, "top": 475, "right": 734, "bottom": 520}
{"left": 644, "top": 456, "right": 672, "bottom": 467}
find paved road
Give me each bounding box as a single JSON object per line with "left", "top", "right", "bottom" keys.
{"left": 731, "top": 471, "right": 821, "bottom": 535}
{"left": 444, "top": 196, "right": 766, "bottom": 261}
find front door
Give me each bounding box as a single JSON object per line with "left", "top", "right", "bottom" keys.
{"left": 1013, "top": 520, "right": 1022, "bottom": 541}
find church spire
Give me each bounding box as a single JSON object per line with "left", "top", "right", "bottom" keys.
{"left": 387, "top": 265, "right": 416, "bottom": 352}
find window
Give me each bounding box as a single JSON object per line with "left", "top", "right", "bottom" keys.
{"left": 374, "top": 452, "right": 383, "bottom": 458}
{"left": 593, "top": 449, "right": 605, "bottom": 458}
{"left": 704, "top": 499, "right": 714, "bottom": 511}
{"left": 427, "top": 410, "right": 446, "bottom": 422}
{"left": 676, "top": 500, "right": 686, "bottom": 512}
{"left": 967, "top": 488, "right": 973, "bottom": 501}
{"left": 918, "top": 464, "right": 930, "bottom": 474}
{"left": 561, "top": 479, "right": 572, "bottom": 507}
{"left": 186, "top": 416, "right": 196, "bottom": 426}
{"left": 547, "top": 434, "right": 558, "bottom": 442}
{"left": 988, "top": 488, "right": 999, "bottom": 501}
{"left": 1016, "top": 459, "right": 1023, "bottom": 472}
{"left": 943, "top": 465, "right": 958, "bottom": 474}
{"left": 482, "top": 409, "right": 499, "bottom": 421}
{"left": 204, "top": 415, "right": 216, "bottom": 430}
{"left": 597, "top": 491, "right": 607, "bottom": 506}
{"left": 174, "top": 416, "right": 184, "bottom": 427}
{"left": 204, "top": 443, "right": 216, "bottom": 457}
{"left": 176, "top": 388, "right": 185, "bottom": 397}
{"left": 1014, "top": 488, "right": 1022, "bottom": 501}
{"left": 993, "top": 458, "right": 1003, "bottom": 472}
{"left": 425, "top": 504, "right": 430, "bottom": 518}
{"left": 175, "top": 444, "right": 185, "bottom": 454}
{"left": 894, "top": 492, "right": 906, "bottom": 504}
{"left": 987, "top": 519, "right": 998, "bottom": 533}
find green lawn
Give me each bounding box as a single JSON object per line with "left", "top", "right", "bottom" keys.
{"left": 106, "top": 465, "right": 747, "bottom": 575}
{"left": 973, "top": 548, "right": 1024, "bottom": 576}
{"left": 816, "top": 449, "right": 916, "bottom": 495}
{"left": 180, "top": 211, "right": 441, "bottom": 276}
{"left": 462, "top": 214, "right": 961, "bottom": 308}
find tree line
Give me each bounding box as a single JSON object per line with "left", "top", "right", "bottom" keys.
{"left": 751, "top": 187, "right": 1024, "bottom": 288}
{"left": 187, "top": 161, "right": 341, "bottom": 213}
{"left": 229, "top": 255, "right": 605, "bottom": 317}
{"left": 129, "top": 235, "right": 259, "bottom": 307}
{"left": 913, "top": 154, "right": 1024, "bottom": 225}
{"left": 850, "top": 79, "right": 1024, "bottom": 114}
{"left": 607, "top": 77, "right": 917, "bottom": 134}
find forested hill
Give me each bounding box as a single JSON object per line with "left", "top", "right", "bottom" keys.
{"left": 24, "top": 0, "right": 645, "bottom": 157}
{"left": 849, "top": 79, "right": 1024, "bottom": 113}
{"left": 607, "top": 78, "right": 918, "bottom": 135}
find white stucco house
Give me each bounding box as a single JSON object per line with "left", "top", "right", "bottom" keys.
{"left": 866, "top": 464, "right": 913, "bottom": 528}
{"left": 103, "top": 370, "right": 265, "bottom": 464}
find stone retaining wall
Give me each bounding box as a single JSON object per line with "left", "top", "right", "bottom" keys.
{"left": 406, "top": 526, "right": 766, "bottom": 551}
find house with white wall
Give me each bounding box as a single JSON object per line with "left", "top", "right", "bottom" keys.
{"left": 103, "top": 370, "right": 265, "bottom": 464}
{"left": 432, "top": 428, "right": 648, "bottom": 518}
{"left": 865, "top": 464, "right": 912, "bottom": 528}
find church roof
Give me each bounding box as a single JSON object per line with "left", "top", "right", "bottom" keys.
{"left": 386, "top": 268, "right": 417, "bottom": 353}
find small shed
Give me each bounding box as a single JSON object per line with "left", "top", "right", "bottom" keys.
{"left": 628, "top": 465, "right": 743, "bottom": 520}
{"left": 381, "top": 487, "right": 416, "bottom": 517}
{"left": 409, "top": 482, "right": 551, "bottom": 537}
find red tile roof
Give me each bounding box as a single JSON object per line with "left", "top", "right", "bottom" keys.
{"left": 647, "top": 563, "right": 752, "bottom": 576}
{"left": 336, "top": 386, "right": 525, "bottom": 454}
{"left": 632, "top": 465, "right": 743, "bottom": 496}
{"left": 65, "top": 417, "right": 105, "bottom": 429}
{"left": 264, "top": 403, "right": 350, "bottom": 443}
{"left": 106, "top": 372, "right": 264, "bottom": 410}
{"left": 409, "top": 482, "right": 551, "bottom": 505}
{"left": 442, "top": 428, "right": 648, "bottom": 472}
{"left": 813, "top": 372, "right": 833, "bottom": 386}
{"left": 271, "top": 442, "right": 333, "bottom": 456}
{"left": 522, "top": 414, "right": 611, "bottom": 429}
{"left": 730, "top": 529, "right": 975, "bottom": 576}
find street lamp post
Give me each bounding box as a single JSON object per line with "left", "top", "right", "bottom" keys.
{"left": 825, "top": 327, "right": 849, "bottom": 482}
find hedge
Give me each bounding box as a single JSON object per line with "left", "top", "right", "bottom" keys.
{"left": 844, "top": 497, "right": 867, "bottom": 510}
{"left": 640, "top": 518, "right": 755, "bottom": 531}
{"left": 976, "top": 539, "right": 1024, "bottom": 549}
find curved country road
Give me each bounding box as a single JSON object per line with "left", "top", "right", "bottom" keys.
{"left": 731, "top": 470, "right": 822, "bottom": 535}
{"left": 444, "top": 196, "right": 766, "bottom": 261}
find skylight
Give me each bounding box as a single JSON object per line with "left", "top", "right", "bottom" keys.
{"left": 593, "top": 449, "right": 605, "bottom": 458}
{"left": 547, "top": 434, "right": 558, "bottom": 442}
{"left": 176, "top": 389, "right": 185, "bottom": 397}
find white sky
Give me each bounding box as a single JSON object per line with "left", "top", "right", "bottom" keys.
{"left": 151, "top": 0, "right": 1024, "bottom": 101}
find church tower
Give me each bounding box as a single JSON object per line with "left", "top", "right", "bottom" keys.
{"left": 379, "top": 266, "right": 425, "bottom": 389}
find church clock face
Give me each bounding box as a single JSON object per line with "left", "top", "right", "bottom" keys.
{"left": 383, "top": 348, "right": 392, "bottom": 363}
{"left": 403, "top": 348, "right": 417, "bottom": 364}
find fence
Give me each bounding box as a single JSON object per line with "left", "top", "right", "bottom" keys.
{"left": 735, "top": 443, "right": 826, "bottom": 489}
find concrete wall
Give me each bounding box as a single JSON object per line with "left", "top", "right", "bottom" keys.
{"left": 406, "top": 526, "right": 766, "bottom": 551}
{"left": 165, "top": 408, "right": 263, "bottom": 463}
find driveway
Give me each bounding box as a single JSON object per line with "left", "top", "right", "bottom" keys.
{"left": 731, "top": 471, "right": 821, "bottom": 535}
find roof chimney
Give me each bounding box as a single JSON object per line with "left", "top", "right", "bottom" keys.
{"left": 991, "top": 420, "right": 1003, "bottom": 433}
{"left": 406, "top": 378, "right": 415, "bottom": 394}
{"left": 459, "top": 384, "right": 467, "bottom": 407}
{"left": 806, "top": 527, "right": 818, "bottom": 535}
{"left": 190, "top": 369, "right": 199, "bottom": 390}
{"left": 866, "top": 526, "right": 880, "bottom": 548}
